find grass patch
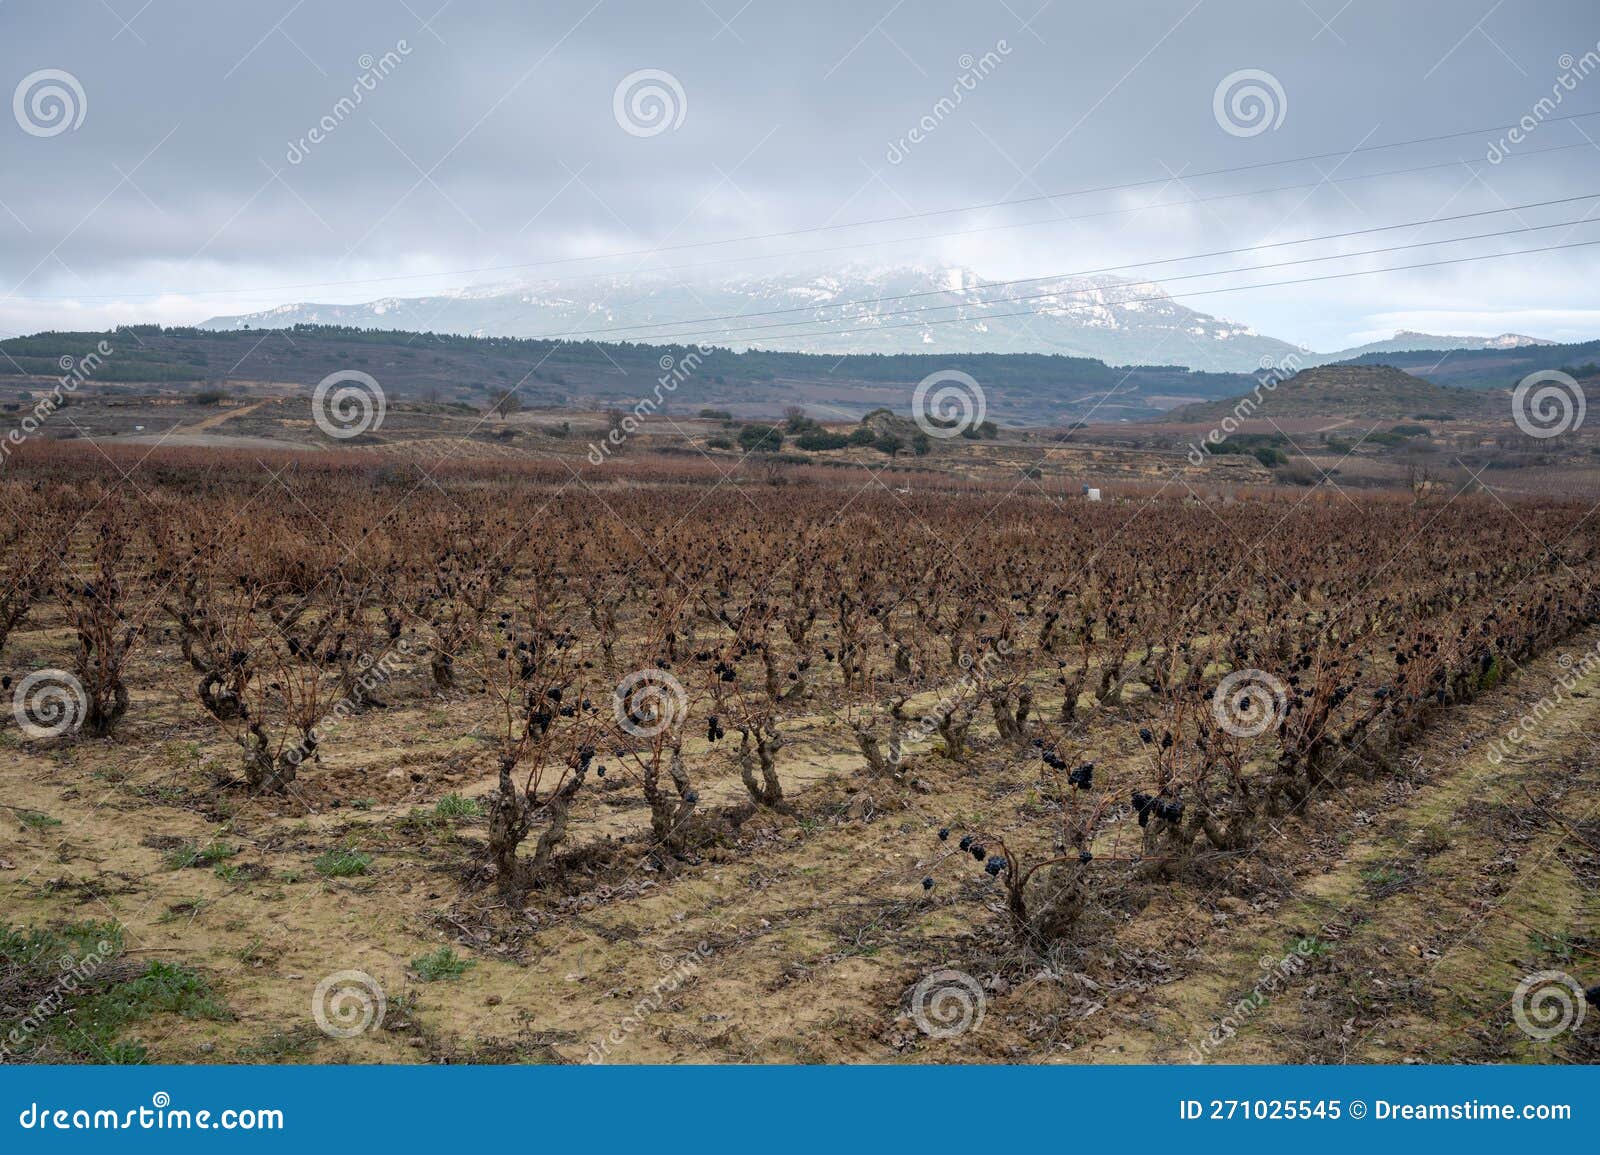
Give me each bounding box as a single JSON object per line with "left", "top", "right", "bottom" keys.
{"left": 58, "top": 961, "right": 230, "bottom": 1062}
{"left": 237, "top": 1026, "right": 321, "bottom": 1061}
{"left": 1293, "top": 935, "right": 1332, "bottom": 958}
{"left": 1359, "top": 865, "right": 1413, "bottom": 898}
{"left": 163, "top": 841, "right": 238, "bottom": 870}
{"left": 16, "top": 810, "right": 62, "bottom": 831}
{"left": 1528, "top": 930, "right": 1576, "bottom": 962}
{"left": 434, "top": 793, "right": 481, "bottom": 818}
{"left": 314, "top": 847, "right": 372, "bottom": 878}
{"left": 0, "top": 921, "right": 227, "bottom": 1062}
{"left": 411, "top": 946, "right": 474, "bottom": 982}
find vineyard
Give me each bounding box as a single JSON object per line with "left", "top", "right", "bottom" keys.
{"left": 2, "top": 441, "right": 1597, "bottom": 1064}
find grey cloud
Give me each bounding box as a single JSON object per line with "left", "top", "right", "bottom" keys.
{"left": 2, "top": 0, "right": 1598, "bottom": 348}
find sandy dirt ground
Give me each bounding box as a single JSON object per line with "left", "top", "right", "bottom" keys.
{"left": 2, "top": 619, "right": 1596, "bottom": 1065}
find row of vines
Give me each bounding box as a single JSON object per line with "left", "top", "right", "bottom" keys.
{"left": 3, "top": 452, "right": 1597, "bottom": 949}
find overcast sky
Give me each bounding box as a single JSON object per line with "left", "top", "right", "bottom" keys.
{"left": 3, "top": 0, "right": 1600, "bottom": 350}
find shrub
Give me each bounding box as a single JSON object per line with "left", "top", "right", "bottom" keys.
{"left": 191, "top": 389, "right": 229, "bottom": 406}
{"left": 698, "top": 408, "right": 732, "bottom": 420}
{"left": 705, "top": 435, "right": 734, "bottom": 449}
{"left": 795, "top": 430, "right": 849, "bottom": 451}
{"left": 846, "top": 426, "right": 876, "bottom": 446}
{"left": 737, "top": 424, "right": 784, "bottom": 453}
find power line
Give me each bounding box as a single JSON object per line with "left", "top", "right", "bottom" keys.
{"left": 8, "top": 113, "right": 1600, "bottom": 304}
{"left": 603, "top": 234, "right": 1600, "bottom": 348}
{"left": 541, "top": 191, "right": 1600, "bottom": 341}
{"left": 606, "top": 214, "right": 1600, "bottom": 343}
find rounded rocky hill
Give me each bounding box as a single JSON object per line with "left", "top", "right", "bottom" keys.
{"left": 1163, "top": 363, "right": 1503, "bottom": 423}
